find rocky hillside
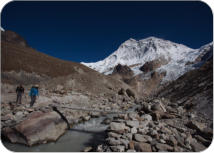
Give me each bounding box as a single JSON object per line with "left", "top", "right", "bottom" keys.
{"left": 1, "top": 30, "right": 134, "bottom": 95}
{"left": 157, "top": 59, "right": 213, "bottom": 121}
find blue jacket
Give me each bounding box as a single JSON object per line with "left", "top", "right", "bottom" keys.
{"left": 29, "top": 87, "right": 39, "bottom": 96}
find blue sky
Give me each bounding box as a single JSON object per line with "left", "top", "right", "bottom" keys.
{"left": 1, "top": 1, "right": 213, "bottom": 62}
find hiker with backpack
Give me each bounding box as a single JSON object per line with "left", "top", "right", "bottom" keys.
{"left": 16, "top": 84, "right": 24, "bottom": 105}
{"left": 29, "top": 85, "right": 39, "bottom": 107}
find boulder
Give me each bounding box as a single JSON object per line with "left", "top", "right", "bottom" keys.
{"left": 109, "top": 122, "right": 126, "bottom": 132}
{"left": 126, "top": 120, "right": 139, "bottom": 128}
{"left": 110, "top": 145, "right": 125, "bottom": 152}
{"left": 134, "top": 142, "right": 152, "bottom": 152}
{"left": 2, "top": 111, "right": 67, "bottom": 146}
{"left": 155, "top": 143, "right": 174, "bottom": 151}
{"left": 134, "top": 134, "right": 147, "bottom": 142}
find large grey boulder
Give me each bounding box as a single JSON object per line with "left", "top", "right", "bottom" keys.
{"left": 2, "top": 111, "right": 67, "bottom": 146}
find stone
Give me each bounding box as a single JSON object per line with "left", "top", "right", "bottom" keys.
{"left": 190, "top": 138, "right": 207, "bottom": 152}
{"left": 129, "top": 141, "right": 135, "bottom": 149}
{"left": 177, "top": 106, "right": 184, "bottom": 115}
{"left": 83, "top": 146, "right": 93, "bottom": 152}
{"left": 126, "top": 120, "right": 139, "bottom": 128}
{"left": 96, "top": 145, "right": 104, "bottom": 152}
{"left": 110, "top": 145, "right": 125, "bottom": 152}
{"left": 102, "top": 118, "right": 112, "bottom": 125}
{"left": 134, "top": 142, "right": 152, "bottom": 152}
{"left": 107, "top": 137, "right": 121, "bottom": 146}
{"left": 149, "top": 130, "right": 158, "bottom": 137}
{"left": 141, "top": 114, "right": 152, "bottom": 122}
{"left": 185, "top": 133, "right": 193, "bottom": 146}
{"left": 160, "top": 133, "right": 169, "bottom": 140}
{"left": 127, "top": 149, "right": 136, "bottom": 152}
{"left": 109, "top": 122, "right": 126, "bottom": 132}
{"left": 159, "top": 139, "right": 166, "bottom": 144}
{"left": 140, "top": 114, "right": 152, "bottom": 128}
{"left": 128, "top": 113, "right": 139, "bottom": 120}
{"left": 138, "top": 127, "right": 149, "bottom": 135}
{"left": 124, "top": 133, "right": 133, "bottom": 140}
{"left": 131, "top": 127, "right": 137, "bottom": 134}
{"left": 155, "top": 143, "right": 174, "bottom": 151}
{"left": 120, "top": 138, "right": 129, "bottom": 149}
{"left": 166, "top": 135, "right": 177, "bottom": 146}
{"left": 142, "top": 135, "right": 153, "bottom": 142}
{"left": 108, "top": 132, "right": 121, "bottom": 139}
{"left": 134, "top": 134, "right": 147, "bottom": 142}
{"left": 14, "top": 111, "right": 24, "bottom": 121}
{"left": 83, "top": 116, "right": 90, "bottom": 121}
{"left": 2, "top": 111, "right": 67, "bottom": 146}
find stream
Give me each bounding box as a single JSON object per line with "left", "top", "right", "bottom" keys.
{"left": 2, "top": 105, "right": 139, "bottom": 152}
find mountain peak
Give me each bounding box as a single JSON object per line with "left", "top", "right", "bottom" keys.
{"left": 82, "top": 37, "right": 212, "bottom": 83}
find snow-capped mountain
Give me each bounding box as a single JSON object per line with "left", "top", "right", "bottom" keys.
{"left": 81, "top": 37, "right": 212, "bottom": 82}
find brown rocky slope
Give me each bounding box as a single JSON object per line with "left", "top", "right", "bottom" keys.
{"left": 1, "top": 30, "right": 134, "bottom": 95}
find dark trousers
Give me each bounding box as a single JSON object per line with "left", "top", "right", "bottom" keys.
{"left": 16, "top": 93, "right": 22, "bottom": 104}
{"left": 30, "top": 95, "right": 36, "bottom": 107}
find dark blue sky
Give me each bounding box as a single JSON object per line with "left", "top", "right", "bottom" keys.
{"left": 1, "top": 1, "right": 213, "bottom": 62}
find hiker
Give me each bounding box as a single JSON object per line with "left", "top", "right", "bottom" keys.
{"left": 29, "top": 85, "right": 39, "bottom": 107}
{"left": 16, "top": 84, "right": 24, "bottom": 105}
